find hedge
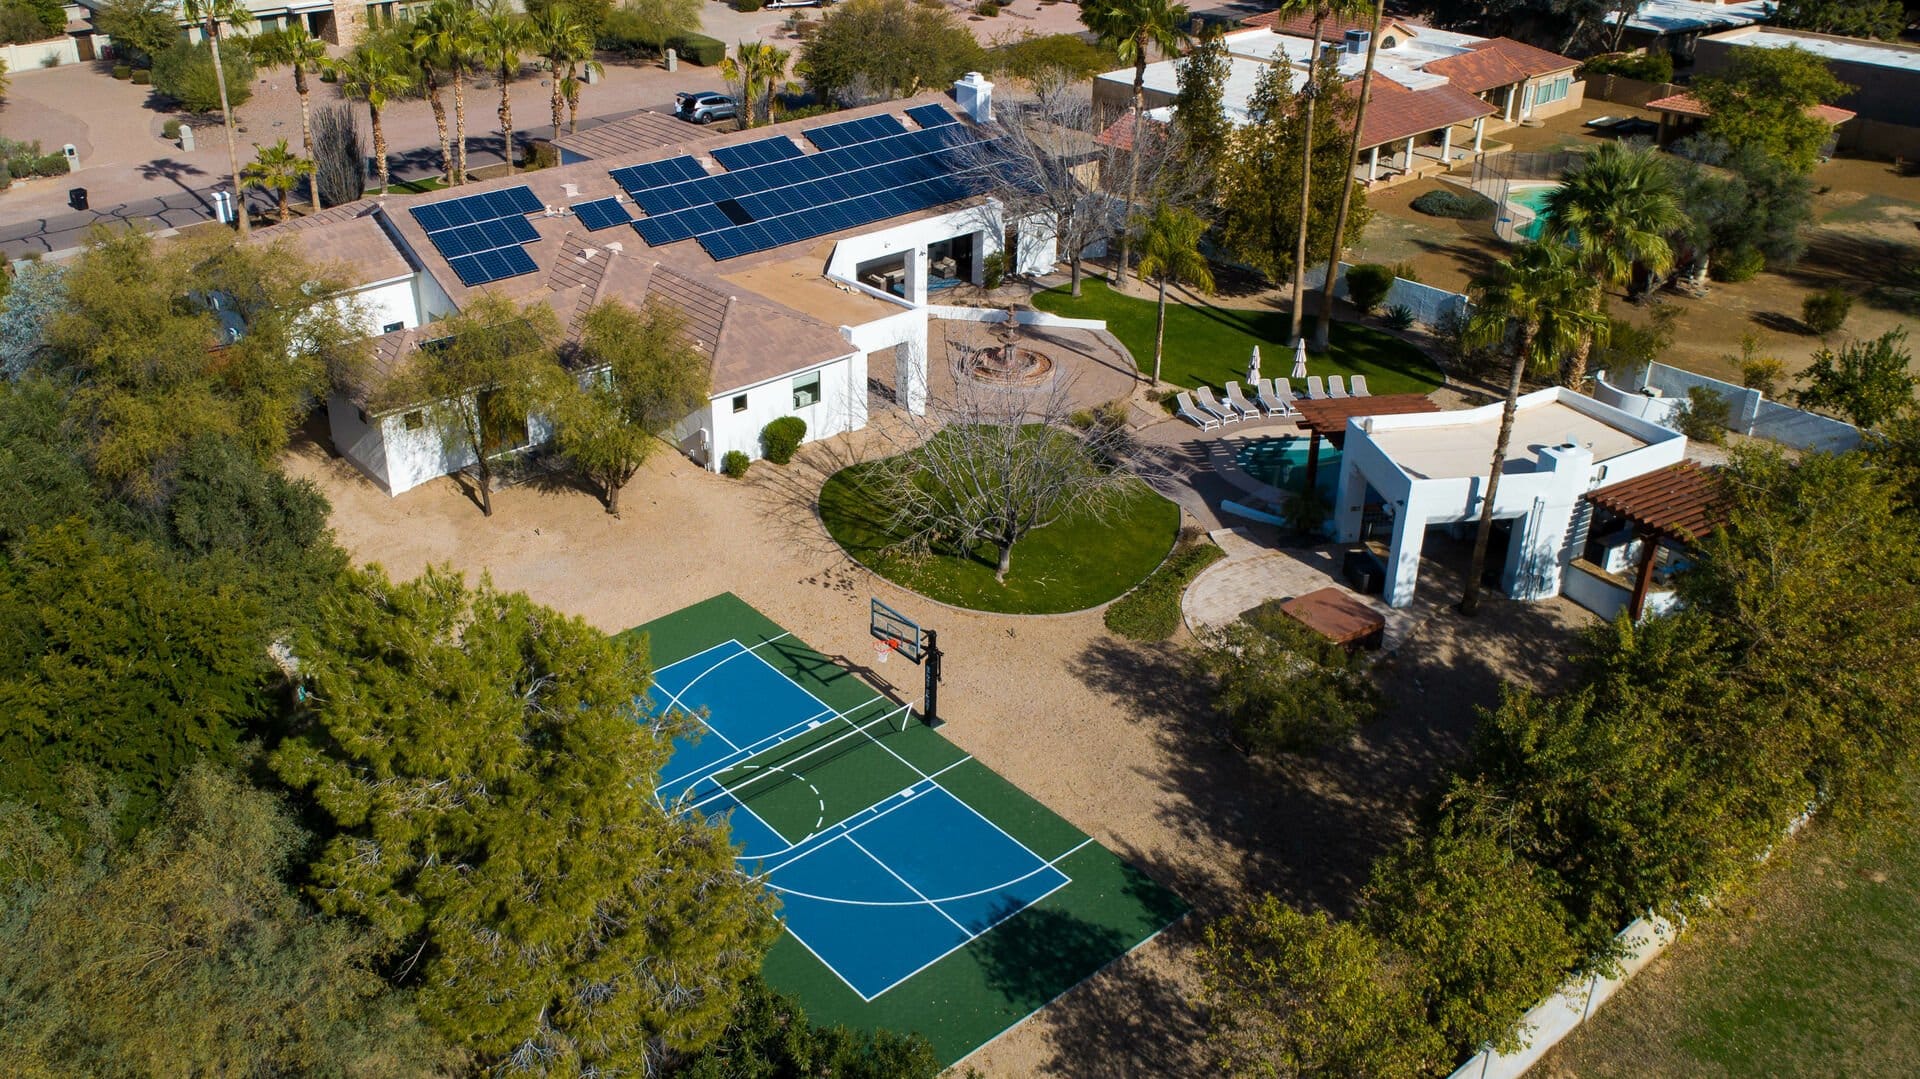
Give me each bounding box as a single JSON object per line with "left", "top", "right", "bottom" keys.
{"left": 1103, "top": 540, "right": 1225, "bottom": 640}
{"left": 669, "top": 33, "right": 725, "bottom": 66}
{"left": 1410, "top": 188, "right": 1493, "bottom": 220}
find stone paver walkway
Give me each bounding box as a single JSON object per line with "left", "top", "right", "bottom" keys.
{"left": 1182, "top": 528, "right": 1439, "bottom": 655}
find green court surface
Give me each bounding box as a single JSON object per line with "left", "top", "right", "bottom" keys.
{"left": 628, "top": 593, "right": 1188, "bottom": 1066}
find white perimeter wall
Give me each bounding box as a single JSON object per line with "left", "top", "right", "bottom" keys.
{"left": 0, "top": 37, "right": 81, "bottom": 72}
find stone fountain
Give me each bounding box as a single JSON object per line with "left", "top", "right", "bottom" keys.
{"left": 962, "top": 306, "right": 1055, "bottom": 387}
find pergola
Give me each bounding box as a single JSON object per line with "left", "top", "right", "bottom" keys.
{"left": 1584, "top": 461, "right": 1730, "bottom": 619}
{"left": 1291, "top": 394, "right": 1443, "bottom": 492}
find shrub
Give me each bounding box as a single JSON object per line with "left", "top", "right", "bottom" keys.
{"left": 1387, "top": 260, "right": 1420, "bottom": 284}
{"left": 1410, "top": 188, "right": 1493, "bottom": 220}
{"left": 0, "top": 138, "right": 71, "bottom": 179}
{"left": 151, "top": 39, "right": 253, "bottom": 113}
{"left": 721, "top": 450, "right": 750, "bottom": 477}
{"left": 1579, "top": 50, "right": 1674, "bottom": 83}
{"left": 736, "top": 0, "right": 763, "bottom": 10}
{"left": 982, "top": 251, "right": 1005, "bottom": 290}
{"left": 1384, "top": 304, "right": 1417, "bottom": 331}
{"left": 1290, "top": 490, "right": 1331, "bottom": 537}
{"left": 1712, "top": 247, "right": 1765, "bottom": 282}
{"left": 1740, "top": 355, "right": 1787, "bottom": 396}
{"left": 1801, "top": 287, "right": 1852, "bottom": 336}
{"left": 759, "top": 416, "right": 807, "bottom": 464}
{"left": 0, "top": 162, "right": 10, "bottom": 191}
{"left": 977, "top": 0, "right": 999, "bottom": 13}
{"left": 1103, "top": 538, "right": 1225, "bottom": 640}
{"left": 668, "top": 32, "right": 725, "bottom": 66}
{"left": 1194, "top": 599, "right": 1381, "bottom": 754}
{"left": 1345, "top": 263, "right": 1395, "bottom": 315}
{"left": 526, "top": 140, "right": 559, "bottom": 170}
{"left": 162, "top": 118, "right": 182, "bottom": 140}
{"left": 130, "top": 69, "right": 149, "bottom": 85}
{"left": 1673, "top": 386, "right": 1730, "bottom": 444}
{"left": 112, "top": 64, "right": 131, "bottom": 79}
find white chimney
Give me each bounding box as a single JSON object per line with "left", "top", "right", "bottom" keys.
{"left": 954, "top": 72, "right": 993, "bottom": 123}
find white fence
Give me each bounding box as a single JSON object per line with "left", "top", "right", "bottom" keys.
{"left": 1, "top": 37, "right": 83, "bottom": 72}
{"left": 1301, "top": 262, "right": 1472, "bottom": 329}
{"left": 925, "top": 304, "right": 1108, "bottom": 331}
{"left": 1609, "top": 362, "right": 1863, "bottom": 453}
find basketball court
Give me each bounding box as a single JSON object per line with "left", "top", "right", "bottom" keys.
{"left": 631, "top": 594, "right": 1187, "bottom": 1065}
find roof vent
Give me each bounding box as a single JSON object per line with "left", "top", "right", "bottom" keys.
{"left": 1346, "top": 29, "right": 1370, "bottom": 55}
{"left": 562, "top": 183, "right": 579, "bottom": 198}
{"left": 605, "top": 241, "right": 623, "bottom": 254}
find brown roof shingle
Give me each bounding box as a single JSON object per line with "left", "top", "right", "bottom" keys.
{"left": 1425, "top": 37, "right": 1578, "bottom": 94}
{"left": 1646, "top": 91, "right": 1856, "bottom": 127}
{"left": 550, "top": 110, "right": 701, "bottom": 161}
{"left": 1352, "top": 78, "right": 1497, "bottom": 149}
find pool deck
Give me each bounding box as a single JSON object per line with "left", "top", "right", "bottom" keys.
{"left": 1201, "top": 416, "right": 1311, "bottom": 514}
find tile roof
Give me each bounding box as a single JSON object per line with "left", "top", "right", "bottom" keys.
{"left": 1352, "top": 77, "right": 1497, "bottom": 148}
{"left": 550, "top": 110, "right": 702, "bottom": 161}
{"left": 1645, "top": 92, "right": 1857, "bottom": 126}
{"left": 1094, "top": 110, "right": 1167, "bottom": 151}
{"left": 1586, "top": 461, "right": 1729, "bottom": 543}
{"left": 1243, "top": 9, "right": 1404, "bottom": 39}
{"left": 1424, "top": 37, "right": 1579, "bottom": 94}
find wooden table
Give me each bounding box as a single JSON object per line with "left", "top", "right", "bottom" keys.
{"left": 1280, "top": 587, "right": 1386, "bottom": 651}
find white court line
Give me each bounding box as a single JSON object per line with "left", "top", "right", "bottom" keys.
{"left": 688, "top": 702, "right": 914, "bottom": 817}
{"left": 654, "top": 701, "right": 872, "bottom": 796}
{"left": 650, "top": 635, "right": 796, "bottom": 747}
{"left": 762, "top": 835, "right": 1093, "bottom": 907}
{"left": 848, "top": 836, "right": 974, "bottom": 936}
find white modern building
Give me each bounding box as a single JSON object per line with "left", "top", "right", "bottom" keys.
{"left": 1331, "top": 387, "right": 1687, "bottom": 608}
{"left": 268, "top": 80, "right": 1057, "bottom": 496}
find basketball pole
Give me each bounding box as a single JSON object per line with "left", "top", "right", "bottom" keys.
{"left": 922, "top": 629, "right": 942, "bottom": 728}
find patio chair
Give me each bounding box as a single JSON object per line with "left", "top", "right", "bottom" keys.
{"left": 1197, "top": 385, "right": 1244, "bottom": 422}
{"left": 1174, "top": 391, "right": 1220, "bottom": 430}
{"left": 1305, "top": 375, "right": 1326, "bottom": 400}
{"left": 1328, "top": 375, "right": 1349, "bottom": 399}
{"left": 1225, "top": 380, "right": 1264, "bottom": 418}
{"left": 1350, "top": 374, "right": 1372, "bottom": 397}
{"left": 1259, "top": 378, "right": 1297, "bottom": 416}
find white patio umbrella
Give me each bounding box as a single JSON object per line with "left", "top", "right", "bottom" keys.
{"left": 1246, "top": 345, "right": 1261, "bottom": 386}
{"left": 1290, "top": 338, "right": 1309, "bottom": 380}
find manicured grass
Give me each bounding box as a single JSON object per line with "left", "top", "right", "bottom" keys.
{"left": 386, "top": 175, "right": 451, "bottom": 194}
{"left": 1545, "top": 776, "right": 1920, "bottom": 1077}
{"left": 1102, "top": 539, "right": 1226, "bottom": 641}
{"left": 818, "top": 462, "right": 1180, "bottom": 615}
{"left": 1031, "top": 278, "right": 1445, "bottom": 396}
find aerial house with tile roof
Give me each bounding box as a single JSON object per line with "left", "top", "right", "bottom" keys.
{"left": 1093, "top": 16, "right": 1582, "bottom": 186}
{"left": 267, "top": 81, "right": 1054, "bottom": 496}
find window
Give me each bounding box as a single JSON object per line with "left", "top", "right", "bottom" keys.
{"left": 1534, "top": 75, "right": 1572, "bottom": 107}
{"left": 383, "top": 321, "right": 404, "bottom": 334}
{"left": 792, "top": 372, "right": 821, "bottom": 409}
{"left": 403, "top": 410, "right": 425, "bottom": 431}
{"left": 732, "top": 394, "right": 749, "bottom": 413}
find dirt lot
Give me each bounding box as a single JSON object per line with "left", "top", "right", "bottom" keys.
{"left": 284, "top": 396, "right": 1593, "bottom": 1075}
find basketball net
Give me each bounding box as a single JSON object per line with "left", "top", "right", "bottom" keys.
{"left": 874, "top": 637, "right": 901, "bottom": 664}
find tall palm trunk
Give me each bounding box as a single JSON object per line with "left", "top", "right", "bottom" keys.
{"left": 1117, "top": 53, "right": 1147, "bottom": 287}
{"left": 565, "top": 64, "right": 582, "bottom": 133}
{"left": 453, "top": 68, "right": 469, "bottom": 183}
{"left": 550, "top": 67, "right": 565, "bottom": 139}
{"left": 370, "top": 103, "right": 391, "bottom": 194}
{"left": 498, "top": 63, "right": 515, "bottom": 174}
{"left": 1460, "top": 323, "right": 1535, "bottom": 616}
{"left": 1288, "top": 17, "right": 1328, "bottom": 345}
{"left": 208, "top": 25, "right": 249, "bottom": 237}
{"left": 1152, "top": 273, "right": 1169, "bottom": 385}
{"left": 293, "top": 63, "right": 319, "bottom": 210}
{"left": 1313, "top": 0, "right": 1385, "bottom": 350}
{"left": 1563, "top": 322, "right": 1596, "bottom": 388}
{"left": 425, "top": 69, "right": 453, "bottom": 183}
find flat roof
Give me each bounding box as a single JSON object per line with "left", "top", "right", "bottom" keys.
{"left": 1366, "top": 397, "right": 1650, "bottom": 480}
{"left": 1717, "top": 27, "right": 1920, "bottom": 73}
{"left": 1609, "top": 0, "right": 1769, "bottom": 35}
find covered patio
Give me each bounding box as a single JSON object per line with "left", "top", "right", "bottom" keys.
{"left": 1572, "top": 460, "right": 1729, "bottom": 620}
{"left": 1291, "top": 394, "right": 1445, "bottom": 494}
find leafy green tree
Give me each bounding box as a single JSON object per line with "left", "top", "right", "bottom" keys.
{"left": 1542, "top": 142, "right": 1681, "bottom": 386}
{"left": 798, "top": 0, "right": 984, "bottom": 104}
{"left": 991, "top": 32, "right": 1119, "bottom": 84}
{"left": 474, "top": 0, "right": 532, "bottom": 173}
{"left": 0, "top": 523, "right": 270, "bottom": 834}
{"left": 1133, "top": 204, "right": 1214, "bottom": 387}
{"left": 0, "top": 260, "right": 64, "bottom": 378}
{"left": 271, "top": 566, "right": 779, "bottom": 1073}
{"left": 1772, "top": 0, "right": 1906, "bottom": 40}
{"left": 0, "top": 377, "right": 95, "bottom": 547}
{"left": 552, "top": 300, "right": 711, "bottom": 514}
{"left": 1080, "top": 0, "right": 1191, "bottom": 285}
{"left": 1168, "top": 25, "right": 1230, "bottom": 203}
{"left": 1312, "top": 0, "right": 1386, "bottom": 350}
{"left": 0, "top": 765, "right": 452, "bottom": 1076}
{"left": 675, "top": 976, "right": 941, "bottom": 1079}
{"left": 1193, "top": 598, "right": 1380, "bottom": 754}
{"left": 89, "top": 0, "right": 176, "bottom": 67}
{"left": 331, "top": 28, "right": 417, "bottom": 195}
{"left": 1671, "top": 139, "right": 1815, "bottom": 278}
{"left": 1362, "top": 784, "right": 1582, "bottom": 1054}
{"left": 150, "top": 36, "right": 256, "bottom": 114}
{"left": 532, "top": 2, "right": 595, "bottom": 139}
{"left": 383, "top": 293, "right": 564, "bottom": 517}
{"left": 1198, "top": 897, "right": 1444, "bottom": 1078}
{"left": 1794, "top": 328, "right": 1918, "bottom": 430}
{"left": 1878, "top": 404, "right": 1920, "bottom": 514}
{"left": 529, "top": 0, "right": 612, "bottom": 38}
{"left": 250, "top": 24, "right": 330, "bottom": 207}
{"left": 1694, "top": 44, "right": 1851, "bottom": 174}
{"left": 240, "top": 138, "right": 316, "bottom": 222}
{"left": 0, "top": 0, "right": 62, "bottom": 43}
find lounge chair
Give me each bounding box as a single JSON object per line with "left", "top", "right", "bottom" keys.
{"left": 1350, "top": 374, "right": 1372, "bottom": 397}
{"left": 1225, "top": 380, "right": 1264, "bottom": 418}
{"left": 1197, "top": 385, "right": 1244, "bottom": 422}
{"left": 1304, "top": 375, "right": 1326, "bottom": 400}
{"left": 1259, "top": 378, "right": 1297, "bottom": 416}
{"left": 1328, "top": 375, "right": 1349, "bottom": 399}
{"left": 1175, "top": 391, "right": 1220, "bottom": 430}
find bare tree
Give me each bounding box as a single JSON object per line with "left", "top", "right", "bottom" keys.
{"left": 856, "top": 331, "right": 1137, "bottom": 582}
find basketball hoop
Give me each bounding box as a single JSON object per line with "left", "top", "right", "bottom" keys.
{"left": 873, "top": 637, "right": 901, "bottom": 664}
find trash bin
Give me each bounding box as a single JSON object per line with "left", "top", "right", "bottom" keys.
{"left": 68, "top": 187, "right": 88, "bottom": 211}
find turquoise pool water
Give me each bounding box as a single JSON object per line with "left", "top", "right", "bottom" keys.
{"left": 1234, "top": 435, "right": 1341, "bottom": 496}
{"left": 1511, "top": 185, "right": 1558, "bottom": 241}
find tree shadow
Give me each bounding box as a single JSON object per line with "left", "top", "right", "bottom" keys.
{"left": 138, "top": 157, "right": 210, "bottom": 207}
{"left": 1750, "top": 311, "right": 1809, "bottom": 336}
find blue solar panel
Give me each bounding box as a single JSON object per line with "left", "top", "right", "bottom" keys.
{"left": 907, "top": 103, "right": 957, "bottom": 129}
{"left": 573, "top": 197, "right": 630, "bottom": 231}
{"left": 712, "top": 137, "right": 803, "bottom": 171}
{"left": 411, "top": 185, "right": 544, "bottom": 234}
{"left": 803, "top": 114, "right": 908, "bottom": 151}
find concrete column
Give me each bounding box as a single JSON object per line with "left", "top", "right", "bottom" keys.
{"left": 1440, "top": 124, "right": 1453, "bottom": 163}
{"left": 1402, "top": 137, "right": 1414, "bottom": 173}
{"left": 1333, "top": 461, "right": 1368, "bottom": 542}
{"left": 1505, "top": 85, "right": 1517, "bottom": 122}
{"left": 905, "top": 245, "right": 928, "bottom": 307}
{"left": 1473, "top": 116, "right": 1486, "bottom": 153}
{"left": 1383, "top": 508, "right": 1426, "bottom": 608}
{"left": 894, "top": 315, "right": 930, "bottom": 416}
{"left": 1368, "top": 145, "right": 1380, "bottom": 181}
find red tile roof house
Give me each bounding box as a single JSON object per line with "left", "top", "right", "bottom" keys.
{"left": 1092, "top": 17, "right": 1583, "bottom": 186}
{"left": 260, "top": 79, "right": 1057, "bottom": 497}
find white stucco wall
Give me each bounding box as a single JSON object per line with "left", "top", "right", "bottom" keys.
{"left": 703, "top": 352, "right": 865, "bottom": 469}
{"left": 326, "top": 391, "right": 390, "bottom": 490}
{"left": 826, "top": 205, "right": 1006, "bottom": 288}
{"left": 349, "top": 276, "right": 422, "bottom": 334}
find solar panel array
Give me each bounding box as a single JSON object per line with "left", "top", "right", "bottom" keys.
{"left": 905, "top": 103, "right": 958, "bottom": 129}
{"left": 803, "top": 114, "right": 908, "bottom": 151}
{"left": 616, "top": 120, "right": 1030, "bottom": 261}
{"left": 711, "top": 136, "right": 804, "bottom": 171}
{"left": 607, "top": 155, "right": 706, "bottom": 194}
{"left": 408, "top": 186, "right": 547, "bottom": 287}
{"left": 573, "top": 197, "right": 631, "bottom": 232}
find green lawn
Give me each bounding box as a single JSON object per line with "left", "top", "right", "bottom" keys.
{"left": 818, "top": 463, "right": 1180, "bottom": 615}
{"left": 1544, "top": 776, "right": 1920, "bottom": 1077}
{"left": 1031, "top": 278, "right": 1445, "bottom": 396}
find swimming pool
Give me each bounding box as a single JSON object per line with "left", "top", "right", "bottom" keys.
{"left": 1234, "top": 435, "right": 1341, "bottom": 496}
{"left": 1509, "top": 184, "right": 1559, "bottom": 242}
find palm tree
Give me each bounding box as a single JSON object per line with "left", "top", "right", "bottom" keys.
{"left": 1458, "top": 239, "right": 1607, "bottom": 615}
{"left": 1134, "top": 206, "right": 1215, "bottom": 387}
{"left": 561, "top": 49, "right": 603, "bottom": 135}
{"left": 474, "top": 1, "right": 531, "bottom": 174}
{"left": 530, "top": 5, "right": 591, "bottom": 141}
{"left": 241, "top": 139, "right": 317, "bottom": 222}
{"left": 1312, "top": 0, "right": 1385, "bottom": 351}
{"left": 1277, "top": 0, "right": 1372, "bottom": 346}
{"left": 251, "top": 24, "right": 330, "bottom": 208}
{"left": 182, "top": 0, "right": 250, "bottom": 237}
{"left": 1542, "top": 142, "right": 1684, "bottom": 387}
{"left": 413, "top": 1, "right": 478, "bottom": 184}
{"left": 331, "top": 33, "right": 415, "bottom": 195}
{"left": 407, "top": 10, "right": 457, "bottom": 183}
{"left": 722, "top": 42, "right": 790, "bottom": 128}
{"left": 1081, "top": 0, "right": 1192, "bottom": 286}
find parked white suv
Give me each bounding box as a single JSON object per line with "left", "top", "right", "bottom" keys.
{"left": 675, "top": 92, "right": 738, "bottom": 125}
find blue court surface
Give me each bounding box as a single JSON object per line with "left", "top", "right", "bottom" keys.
{"left": 649, "top": 639, "right": 1075, "bottom": 1000}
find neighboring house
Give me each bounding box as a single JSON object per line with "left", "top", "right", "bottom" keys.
{"left": 268, "top": 83, "right": 1056, "bottom": 497}
{"left": 1692, "top": 26, "right": 1920, "bottom": 159}
{"left": 1604, "top": 0, "right": 1773, "bottom": 62}
{"left": 1642, "top": 90, "right": 1855, "bottom": 156}
{"left": 1092, "top": 17, "right": 1582, "bottom": 187}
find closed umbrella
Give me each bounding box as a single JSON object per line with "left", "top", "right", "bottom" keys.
{"left": 1291, "top": 338, "right": 1309, "bottom": 380}
{"left": 1247, "top": 345, "right": 1261, "bottom": 386}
